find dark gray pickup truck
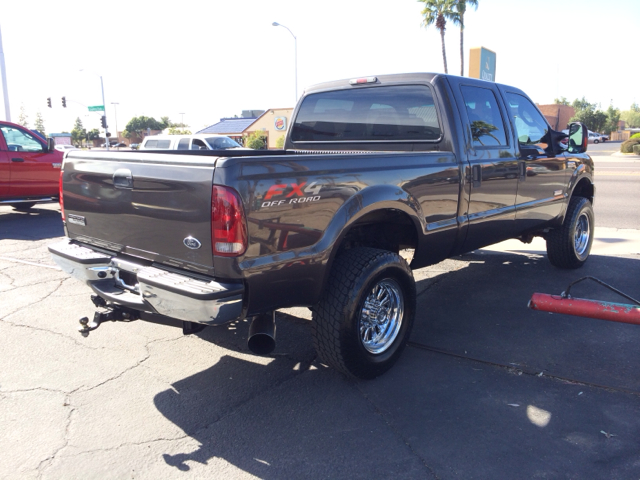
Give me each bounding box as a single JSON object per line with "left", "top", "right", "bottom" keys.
{"left": 49, "top": 73, "right": 594, "bottom": 378}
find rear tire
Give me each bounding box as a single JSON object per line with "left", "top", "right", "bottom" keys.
{"left": 546, "top": 197, "right": 594, "bottom": 269}
{"left": 312, "top": 247, "right": 416, "bottom": 379}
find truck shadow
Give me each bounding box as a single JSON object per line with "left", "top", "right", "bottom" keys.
{"left": 0, "top": 206, "right": 64, "bottom": 240}
{"left": 151, "top": 251, "right": 640, "bottom": 476}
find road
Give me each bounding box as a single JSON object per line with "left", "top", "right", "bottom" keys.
{"left": 589, "top": 142, "right": 640, "bottom": 229}
{"left": 1, "top": 146, "right": 640, "bottom": 479}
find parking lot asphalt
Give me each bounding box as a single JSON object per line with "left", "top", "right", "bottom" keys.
{"left": 1, "top": 203, "right": 639, "bottom": 479}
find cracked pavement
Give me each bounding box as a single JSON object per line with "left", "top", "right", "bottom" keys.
{"left": 1, "top": 203, "right": 640, "bottom": 479}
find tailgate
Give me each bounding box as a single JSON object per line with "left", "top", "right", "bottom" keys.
{"left": 62, "top": 151, "right": 217, "bottom": 273}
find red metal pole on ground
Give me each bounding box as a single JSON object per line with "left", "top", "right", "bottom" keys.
{"left": 528, "top": 293, "right": 640, "bottom": 325}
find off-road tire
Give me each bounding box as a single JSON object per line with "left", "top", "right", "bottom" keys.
{"left": 312, "top": 247, "right": 416, "bottom": 379}
{"left": 546, "top": 197, "right": 594, "bottom": 269}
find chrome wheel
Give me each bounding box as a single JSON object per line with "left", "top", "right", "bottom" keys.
{"left": 574, "top": 212, "right": 591, "bottom": 259}
{"left": 359, "top": 278, "right": 404, "bottom": 354}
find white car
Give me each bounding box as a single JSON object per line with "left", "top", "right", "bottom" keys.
{"left": 139, "top": 134, "right": 249, "bottom": 151}
{"left": 54, "top": 144, "right": 78, "bottom": 152}
{"left": 588, "top": 132, "right": 605, "bottom": 144}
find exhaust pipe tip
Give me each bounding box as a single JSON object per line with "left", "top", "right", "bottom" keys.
{"left": 247, "top": 312, "right": 276, "bottom": 355}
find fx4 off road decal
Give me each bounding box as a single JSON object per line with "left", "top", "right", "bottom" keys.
{"left": 261, "top": 182, "right": 322, "bottom": 208}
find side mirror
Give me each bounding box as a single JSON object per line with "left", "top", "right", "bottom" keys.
{"left": 567, "top": 122, "right": 588, "bottom": 154}
{"left": 47, "top": 137, "right": 56, "bottom": 153}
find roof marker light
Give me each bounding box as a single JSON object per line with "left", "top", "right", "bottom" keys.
{"left": 349, "top": 76, "right": 378, "bottom": 85}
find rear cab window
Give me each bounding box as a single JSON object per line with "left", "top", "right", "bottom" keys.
{"left": 459, "top": 85, "right": 508, "bottom": 147}
{"left": 143, "top": 139, "right": 171, "bottom": 149}
{"left": 290, "top": 85, "right": 442, "bottom": 143}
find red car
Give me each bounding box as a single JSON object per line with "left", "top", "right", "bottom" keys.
{"left": 0, "top": 120, "right": 63, "bottom": 210}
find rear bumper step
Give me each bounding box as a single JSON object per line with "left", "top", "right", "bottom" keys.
{"left": 49, "top": 239, "right": 244, "bottom": 325}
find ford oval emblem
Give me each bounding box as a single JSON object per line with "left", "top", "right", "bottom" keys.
{"left": 183, "top": 236, "right": 202, "bottom": 250}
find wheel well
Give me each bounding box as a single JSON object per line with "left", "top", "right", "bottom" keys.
{"left": 572, "top": 178, "right": 594, "bottom": 204}
{"left": 338, "top": 209, "right": 418, "bottom": 254}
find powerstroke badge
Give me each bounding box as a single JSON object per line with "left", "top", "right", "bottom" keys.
{"left": 261, "top": 182, "right": 322, "bottom": 208}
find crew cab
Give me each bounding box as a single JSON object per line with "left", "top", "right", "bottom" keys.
{"left": 0, "top": 120, "right": 62, "bottom": 210}
{"left": 49, "top": 73, "right": 594, "bottom": 379}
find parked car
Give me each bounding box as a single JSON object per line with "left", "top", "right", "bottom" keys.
{"left": 111, "top": 142, "right": 127, "bottom": 148}
{"left": 54, "top": 144, "right": 78, "bottom": 152}
{"left": 0, "top": 120, "right": 62, "bottom": 210}
{"left": 130, "top": 143, "right": 140, "bottom": 150}
{"left": 51, "top": 72, "right": 594, "bottom": 379}
{"left": 588, "top": 132, "right": 605, "bottom": 144}
{"left": 138, "top": 134, "right": 248, "bottom": 151}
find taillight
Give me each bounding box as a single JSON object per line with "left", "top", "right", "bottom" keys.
{"left": 212, "top": 185, "right": 247, "bottom": 257}
{"left": 59, "top": 169, "right": 65, "bottom": 221}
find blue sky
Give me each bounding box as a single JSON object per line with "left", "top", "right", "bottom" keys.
{"left": 1, "top": 0, "right": 637, "bottom": 134}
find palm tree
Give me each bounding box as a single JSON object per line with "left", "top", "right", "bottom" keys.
{"left": 418, "top": 0, "right": 457, "bottom": 74}
{"left": 452, "top": 0, "right": 479, "bottom": 76}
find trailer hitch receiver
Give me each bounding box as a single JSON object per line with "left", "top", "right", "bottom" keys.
{"left": 78, "top": 304, "right": 139, "bottom": 337}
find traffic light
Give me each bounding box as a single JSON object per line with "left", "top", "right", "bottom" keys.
{"left": 47, "top": 97, "right": 52, "bottom": 108}
{"left": 100, "top": 116, "right": 107, "bottom": 128}
{"left": 61, "top": 96, "right": 67, "bottom": 108}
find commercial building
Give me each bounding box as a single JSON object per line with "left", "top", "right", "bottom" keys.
{"left": 198, "top": 108, "right": 293, "bottom": 149}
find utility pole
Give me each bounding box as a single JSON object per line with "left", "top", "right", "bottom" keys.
{"left": 0, "top": 24, "right": 11, "bottom": 122}
{"left": 111, "top": 102, "right": 119, "bottom": 143}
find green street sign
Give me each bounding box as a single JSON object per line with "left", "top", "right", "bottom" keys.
{"left": 88, "top": 105, "right": 105, "bottom": 112}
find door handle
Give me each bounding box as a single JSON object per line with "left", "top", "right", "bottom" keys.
{"left": 472, "top": 165, "right": 481, "bottom": 187}
{"left": 113, "top": 168, "right": 133, "bottom": 189}
{"left": 11, "top": 157, "right": 24, "bottom": 162}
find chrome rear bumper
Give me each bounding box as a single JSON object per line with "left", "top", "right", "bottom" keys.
{"left": 49, "top": 239, "right": 244, "bottom": 325}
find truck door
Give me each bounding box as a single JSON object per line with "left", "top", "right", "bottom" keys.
{"left": 500, "top": 89, "right": 567, "bottom": 228}
{"left": 0, "top": 130, "right": 9, "bottom": 199}
{"left": 0, "top": 124, "right": 59, "bottom": 198}
{"left": 451, "top": 81, "right": 520, "bottom": 252}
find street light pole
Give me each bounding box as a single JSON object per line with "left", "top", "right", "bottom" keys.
{"left": 179, "top": 112, "right": 185, "bottom": 127}
{"left": 111, "top": 102, "right": 119, "bottom": 143}
{"left": 272, "top": 22, "right": 297, "bottom": 102}
{"left": 80, "top": 69, "right": 110, "bottom": 150}
{"left": 99, "top": 75, "right": 110, "bottom": 150}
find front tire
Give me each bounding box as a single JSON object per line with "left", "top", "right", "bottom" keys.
{"left": 312, "top": 247, "right": 416, "bottom": 379}
{"left": 546, "top": 197, "right": 594, "bottom": 269}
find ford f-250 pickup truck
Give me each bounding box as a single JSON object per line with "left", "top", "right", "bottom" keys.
{"left": 1, "top": 120, "right": 62, "bottom": 210}
{"left": 49, "top": 73, "right": 594, "bottom": 379}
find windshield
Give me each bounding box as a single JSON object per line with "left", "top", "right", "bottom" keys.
{"left": 206, "top": 137, "right": 241, "bottom": 149}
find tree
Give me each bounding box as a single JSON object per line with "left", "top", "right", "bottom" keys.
{"left": 553, "top": 96, "right": 570, "bottom": 106}
{"left": 17, "top": 104, "right": 29, "bottom": 128}
{"left": 245, "top": 131, "right": 267, "bottom": 150}
{"left": 34, "top": 111, "right": 46, "bottom": 136}
{"left": 621, "top": 108, "right": 640, "bottom": 128}
{"left": 418, "top": 0, "right": 457, "bottom": 74}
{"left": 87, "top": 129, "right": 101, "bottom": 140}
{"left": 71, "top": 117, "right": 87, "bottom": 146}
{"left": 167, "top": 127, "right": 192, "bottom": 135}
{"left": 123, "top": 116, "right": 165, "bottom": 139}
{"left": 452, "top": 0, "right": 478, "bottom": 76}
{"left": 160, "top": 116, "right": 173, "bottom": 129}
{"left": 570, "top": 100, "right": 607, "bottom": 133}
{"left": 276, "top": 135, "right": 285, "bottom": 149}
{"left": 603, "top": 105, "right": 621, "bottom": 135}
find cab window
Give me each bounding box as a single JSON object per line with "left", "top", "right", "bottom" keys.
{"left": 177, "top": 138, "right": 190, "bottom": 150}
{"left": 0, "top": 126, "right": 44, "bottom": 152}
{"left": 505, "top": 93, "right": 549, "bottom": 146}
{"left": 291, "top": 85, "right": 442, "bottom": 142}
{"left": 460, "top": 86, "right": 507, "bottom": 147}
